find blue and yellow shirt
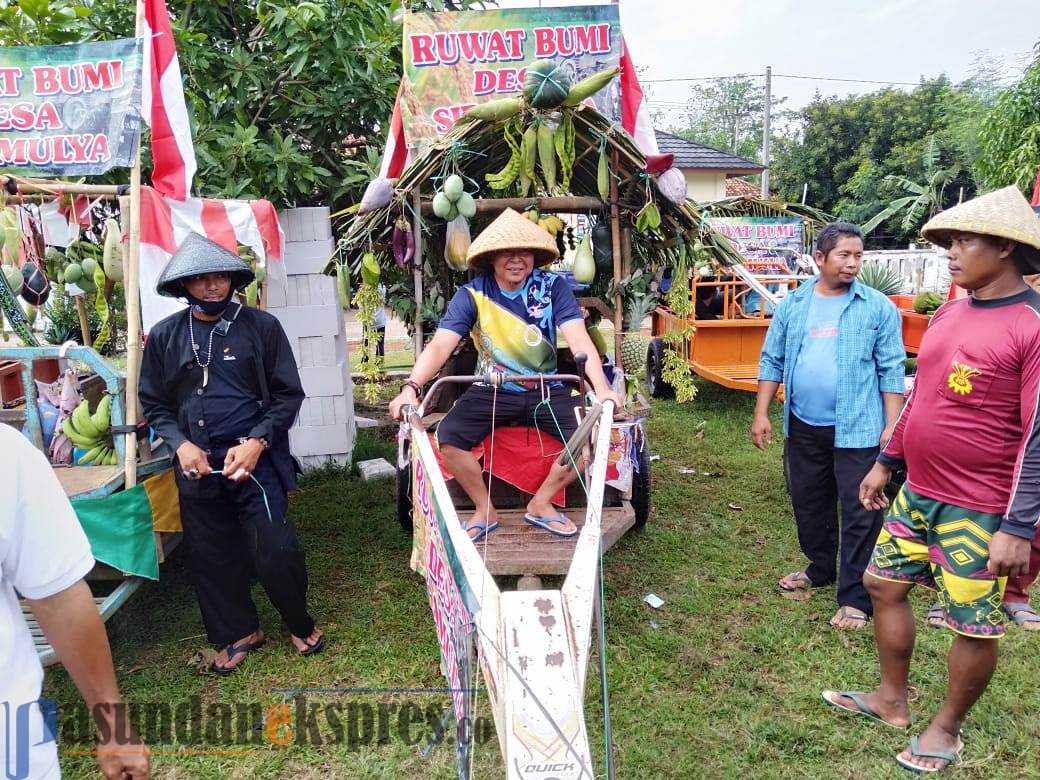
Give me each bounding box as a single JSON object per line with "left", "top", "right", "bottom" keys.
{"left": 438, "top": 268, "right": 583, "bottom": 392}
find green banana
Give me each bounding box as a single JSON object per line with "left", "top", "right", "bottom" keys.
{"left": 78, "top": 443, "right": 106, "bottom": 465}
{"left": 72, "top": 399, "right": 101, "bottom": 440}
{"left": 91, "top": 393, "right": 112, "bottom": 434}
{"left": 62, "top": 417, "right": 96, "bottom": 449}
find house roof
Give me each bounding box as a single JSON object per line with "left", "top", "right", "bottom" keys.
{"left": 655, "top": 130, "right": 765, "bottom": 174}
{"left": 725, "top": 177, "right": 762, "bottom": 197}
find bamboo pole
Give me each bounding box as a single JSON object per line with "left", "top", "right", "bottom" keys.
{"left": 123, "top": 0, "right": 146, "bottom": 489}
{"left": 75, "top": 297, "right": 93, "bottom": 348}
{"left": 608, "top": 151, "right": 624, "bottom": 363}
{"left": 0, "top": 175, "right": 121, "bottom": 197}
{"left": 412, "top": 188, "right": 424, "bottom": 359}
{"left": 418, "top": 195, "right": 603, "bottom": 215}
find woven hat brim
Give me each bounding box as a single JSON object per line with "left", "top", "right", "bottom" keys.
{"left": 921, "top": 186, "right": 1040, "bottom": 273}
{"left": 466, "top": 208, "right": 559, "bottom": 270}
{"left": 155, "top": 233, "right": 256, "bottom": 297}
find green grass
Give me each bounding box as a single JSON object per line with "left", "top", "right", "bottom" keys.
{"left": 45, "top": 391, "right": 1040, "bottom": 778}
{"left": 349, "top": 349, "right": 414, "bottom": 373}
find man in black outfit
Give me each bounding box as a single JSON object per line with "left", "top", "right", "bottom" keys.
{"left": 139, "top": 233, "right": 324, "bottom": 673}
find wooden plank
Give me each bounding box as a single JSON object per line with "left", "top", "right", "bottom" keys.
{"left": 471, "top": 506, "right": 635, "bottom": 576}
{"left": 54, "top": 465, "right": 123, "bottom": 499}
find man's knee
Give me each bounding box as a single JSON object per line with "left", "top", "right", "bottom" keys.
{"left": 864, "top": 572, "right": 909, "bottom": 603}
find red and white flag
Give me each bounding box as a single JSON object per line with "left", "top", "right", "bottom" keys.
{"left": 1031, "top": 166, "right": 1040, "bottom": 208}
{"left": 377, "top": 79, "right": 410, "bottom": 180}
{"left": 142, "top": 0, "right": 197, "bottom": 200}
{"left": 619, "top": 37, "right": 659, "bottom": 157}
{"left": 138, "top": 186, "right": 284, "bottom": 332}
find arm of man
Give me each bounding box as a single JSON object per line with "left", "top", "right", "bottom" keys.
{"left": 752, "top": 296, "right": 790, "bottom": 449}
{"left": 989, "top": 316, "right": 1040, "bottom": 576}
{"left": 139, "top": 329, "right": 210, "bottom": 477}
{"left": 226, "top": 317, "right": 306, "bottom": 478}
{"left": 389, "top": 286, "right": 475, "bottom": 420}
{"left": 8, "top": 434, "right": 149, "bottom": 779}
{"left": 559, "top": 320, "right": 622, "bottom": 408}
{"left": 875, "top": 299, "right": 907, "bottom": 447}
{"left": 28, "top": 583, "right": 150, "bottom": 779}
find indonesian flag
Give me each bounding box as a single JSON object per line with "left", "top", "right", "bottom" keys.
{"left": 142, "top": 0, "right": 197, "bottom": 200}
{"left": 138, "top": 186, "right": 284, "bottom": 332}
{"left": 377, "top": 39, "right": 659, "bottom": 179}
{"left": 1031, "top": 166, "right": 1040, "bottom": 209}
{"left": 619, "top": 37, "right": 659, "bottom": 157}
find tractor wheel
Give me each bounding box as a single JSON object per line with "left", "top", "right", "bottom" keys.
{"left": 647, "top": 339, "right": 674, "bottom": 399}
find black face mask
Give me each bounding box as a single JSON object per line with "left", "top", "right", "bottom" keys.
{"left": 184, "top": 289, "right": 234, "bottom": 316}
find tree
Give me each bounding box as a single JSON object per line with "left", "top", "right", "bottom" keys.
{"left": 860, "top": 137, "right": 960, "bottom": 234}
{"left": 0, "top": 0, "right": 487, "bottom": 208}
{"left": 771, "top": 77, "right": 985, "bottom": 245}
{"left": 659, "top": 76, "right": 784, "bottom": 163}
{"left": 977, "top": 42, "right": 1040, "bottom": 194}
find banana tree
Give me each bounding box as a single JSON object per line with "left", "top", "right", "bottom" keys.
{"left": 861, "top": 137, "right": 960, "bottom": 234}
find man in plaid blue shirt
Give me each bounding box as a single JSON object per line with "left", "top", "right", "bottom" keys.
{"left": 751, "top": 222, "right": 905, "bottom": 630}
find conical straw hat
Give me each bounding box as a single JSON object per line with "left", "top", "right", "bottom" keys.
{"left": 155, "top": 233, "right": 255, "bottom": 297}
{"left": 467, "top": 208, "right": 559, "bottom": 270}
{"left": 922, "top": 186, "right": 1040, "bottom": 273}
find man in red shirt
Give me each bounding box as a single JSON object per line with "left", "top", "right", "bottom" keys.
{"left": 822, "top": 186, "right": 1040, "bottom": 773}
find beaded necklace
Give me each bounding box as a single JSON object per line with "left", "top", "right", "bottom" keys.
{"left": 188, "top": 311, "right": 217, "bottom": 387}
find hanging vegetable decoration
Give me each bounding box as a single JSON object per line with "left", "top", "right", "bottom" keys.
{"left": 444, "top": 215, "right": 472, "bottom": 272}
{"left": 573, "top": 232, "right": 596, "bottom": 284}
{"left": 591, "top": 221, "right": 613, "bottom": 275}
{"left": 358, "top": 178, "right": 395, "bottom": 215}
{"left": 0, "top": 205, "right": 21, "bottom": 263}
{"left": 656, "top": 167, "right": 687, "bottom": 206}
{"left": 392, "top": 216, "right": 415, "bottom": 268}
{"left": 353, "top": 251, "right": 383, "bottom": 403}
{"left": 562, "top": 66, "right": 620, "bottom": 106}
{"left": 523, "top": 60, "right": 572, "bottom": 109}
{"left": 20, "top": 261, "right": 50, "bottom": 306}
{"left": 101, "top": 218, "right": 124, "bottom": 282}
{"left": 432, "top": 174, "right": 475, "bottom": 221}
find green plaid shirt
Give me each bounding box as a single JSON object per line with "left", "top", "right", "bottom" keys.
{"left": 758, "top": 277, "right": 906, "bottom": 448}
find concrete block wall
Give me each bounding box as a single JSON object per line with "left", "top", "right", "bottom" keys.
{"left": 268, "top": 207, "right": 355, "bottom": 468}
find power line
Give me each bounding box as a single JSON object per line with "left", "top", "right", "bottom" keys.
{"left": 645, "top": 72, "right": 944, "bottom": 87}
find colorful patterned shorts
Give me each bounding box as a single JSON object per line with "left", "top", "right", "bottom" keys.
{"left": 867, "top": 486, "right": 1007, "bottom": 638}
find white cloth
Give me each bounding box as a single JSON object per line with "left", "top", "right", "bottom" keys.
{"left": 1, "top": 426, "right": 94, "bottom": 779}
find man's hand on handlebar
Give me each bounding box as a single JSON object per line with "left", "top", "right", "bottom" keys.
{"left": 595, "top": 387, "right": 624, "bottom": 411}
{"left": 389, "top": 386, "right": 418, "bottom": 421}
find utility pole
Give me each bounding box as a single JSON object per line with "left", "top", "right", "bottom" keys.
{"left": 761, "top": 65, "right": 771, "bottom": 198}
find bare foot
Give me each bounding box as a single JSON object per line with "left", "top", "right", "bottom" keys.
{"left": 832, "top": 690, "right": 911, "bottom": 729}
{"left": 291, "top": 627, "right": 324, "bottom": 654}
{"left": 831, "top": 606, "right": 870, "bottom": 630}
{"left": 897, "top": 723, "right": 963, "bottom": 772}
{"left": 525, "top": 501, "right": 576, "bottom": 535}
{"left": 212, "top": 629, "right": 265, "bottom": 672}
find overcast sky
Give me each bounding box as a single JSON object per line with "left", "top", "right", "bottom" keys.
{"left": 496, "top": 0, "right": 1039, "bottom": 123}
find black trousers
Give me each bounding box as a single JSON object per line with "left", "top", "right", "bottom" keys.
{"left": 783, "top": 415, "right": 882, "bottom": 614}
{"left": 177, "top": 450, "right": 315, "bottom": 646}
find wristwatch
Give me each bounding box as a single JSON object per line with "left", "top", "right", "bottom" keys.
{"left": 401, "top": 379, "right": 423, "bottom": 399}
{"left": 239, "top": 436, "right": 269, "bottom": 450}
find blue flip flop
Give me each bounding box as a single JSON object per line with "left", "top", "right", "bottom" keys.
{"left": 463, "top": 518, "right": 499, "bottom": 542}
{"left": 822, "top": 690, "right": 909, "bottom": 730}
{"left": 894, "top": 735, "right": 963, "bottom": 774}
{"left": 524, "top": 513, "right": 578, "bottom": 538}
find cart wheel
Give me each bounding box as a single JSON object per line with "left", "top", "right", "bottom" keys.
{"left": 646, "top": 339, "right": 673, "bottom": 399}
{"left": 395, "top": 441, "right": 413, "bottom": 535}
{"left": 631, "top": 433, "right": 651, "bottom": 529}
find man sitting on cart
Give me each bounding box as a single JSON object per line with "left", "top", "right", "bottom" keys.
{"left": 390, "top": 208, "right": 622, "bottom": 541}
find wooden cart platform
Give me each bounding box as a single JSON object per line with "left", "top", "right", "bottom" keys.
{"left": 474, "top": 506, "right": 635, "bottom": 576}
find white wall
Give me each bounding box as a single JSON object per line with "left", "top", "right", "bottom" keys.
{"left": 684, "top": 170, "right": 727, "bottom": 202}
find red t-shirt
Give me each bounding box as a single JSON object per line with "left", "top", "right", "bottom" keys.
{"left": 880, "top": 289, "right": 1040, "bottom": 539}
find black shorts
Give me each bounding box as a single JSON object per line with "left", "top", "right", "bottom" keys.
{"left": 435, "top": 384, "right": 582, "bottom": 451}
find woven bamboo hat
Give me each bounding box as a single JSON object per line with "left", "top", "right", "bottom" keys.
{"left": 467, "top": 208, "right": 559, "bottom": 270}
{"left": 922, "top": 186, "right": 1040, "bottom": 273}
{"left": 155, "top": 233, "right": 255, "bottom": 297}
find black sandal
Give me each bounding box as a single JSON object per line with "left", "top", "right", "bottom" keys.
{"left": 211, "top": 632, "right": 266, "bottom": 675}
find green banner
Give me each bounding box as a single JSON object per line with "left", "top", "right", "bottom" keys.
{"left": 708, "top": 216, "right": 805, "bottom": 271}
{"left": 0, "top": 38, "right": 143, "bottom": 176}
{"left": 402, "top": 5, "right": 621, "bottom": 147}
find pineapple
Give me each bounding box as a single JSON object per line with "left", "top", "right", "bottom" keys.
{"left": 619, "top": 292, "right": 657, "bottom": 375}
